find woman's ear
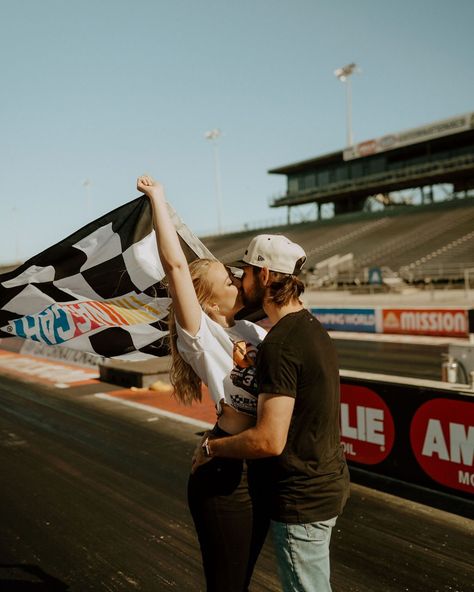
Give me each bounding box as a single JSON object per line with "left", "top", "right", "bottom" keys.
{"left": 209, "top": 302, "right": 220, "bottom": 313}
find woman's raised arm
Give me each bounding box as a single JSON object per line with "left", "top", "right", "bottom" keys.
{"left": 137, "top": 175, "right": 202, "bottom": 335}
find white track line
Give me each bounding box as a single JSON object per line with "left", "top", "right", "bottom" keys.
{"left": 93, "top": 392, "right": 213, "bottom": 430}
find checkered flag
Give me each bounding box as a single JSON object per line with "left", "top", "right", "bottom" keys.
{"left": 0, "top": 196, "right": 214, "bottom": 360}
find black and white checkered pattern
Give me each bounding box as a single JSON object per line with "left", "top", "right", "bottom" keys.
{"left": 0, "top": 196, "right": 214, "bottom": 360}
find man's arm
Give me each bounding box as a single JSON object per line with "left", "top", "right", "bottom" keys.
{"left": 192, "top": 393, "right": 295, "bottom": 472}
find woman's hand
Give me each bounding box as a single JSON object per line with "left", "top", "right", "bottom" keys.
{"left": 137, "top": 175, "right": 165, "bottom": 201}
{"left": 138, "top": 172, "right": 202, "bottom": 336}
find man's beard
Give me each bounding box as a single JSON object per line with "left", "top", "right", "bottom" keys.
{"left": 242, "top": 280, "right": 266, "bottom": 309}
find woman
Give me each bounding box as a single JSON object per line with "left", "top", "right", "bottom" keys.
{"left": 137, "top": 175, "right": 269, "bottom": 592}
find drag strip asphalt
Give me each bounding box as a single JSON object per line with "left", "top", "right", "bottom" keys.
{"left": 0, "top": 373, "right": 472, "bottom": 592}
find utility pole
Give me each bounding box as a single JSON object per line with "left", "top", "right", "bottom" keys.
{"left": 204, "top": 129, "right": 223, "bottom": 234}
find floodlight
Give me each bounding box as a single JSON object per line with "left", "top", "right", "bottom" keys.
{"left": 334, "top": 63, "right": 360, "bottom": 146}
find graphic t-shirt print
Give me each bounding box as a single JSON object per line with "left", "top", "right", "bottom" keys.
{"left": 229, "top": 340, "right": 260, "bottom": 413}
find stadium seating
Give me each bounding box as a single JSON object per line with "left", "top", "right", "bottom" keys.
{"left": 201, "top": 197, "right": 474, "bottom": 287}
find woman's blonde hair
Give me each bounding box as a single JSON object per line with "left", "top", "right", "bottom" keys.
{"left": 167, "top": 258, "right": 216, "bottom": 405}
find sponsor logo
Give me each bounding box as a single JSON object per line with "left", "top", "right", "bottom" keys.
{"left": 0, "top": 354, "right": 98, "bottom": 385}
{"left": 383, "top": 311, "right": 399, "bottom": 330}
{"left": 230, "top": 393, "right": 257, "bottom": 413}
{"left": 378, "top": 134, "right": 397, "bottom": 150}
{"left": 340, "top": 384, "right": 395, "bottom": 464}
{"left": 357, "top": 140, "right": 377, "bottom": 157}
{"left": 398, "top": 116, "right": 468, "bottom": 145}
{"left": 382, "top": 309, "right": 468, "bottom": 337}
{"left": 342, "top": 113, "right": 473, "bottom": 161}
{"left": 410, "top": 398, "right": 473, "bottom": 494}
{"left": 20, "top": 340, "right": 103, "bottom": 368}
{"left": 4, "top": 292, "right": 165, "bottom": 346}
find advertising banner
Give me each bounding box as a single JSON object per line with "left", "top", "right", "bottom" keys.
{"left": 382, "top": 308, "right": 469, "bottom": 338}
{"left": 343, "top": 112, "right": 474, "bottom": 161}
{"left": 340, "top": 372, "right": 474, "bottom": 502}
{"left": 410, "top": 398, "right": 473, "bottom": 494}
{"left": 311, "top": 308, "right": 377, "bottom": 333}
{"left": 340, "top": 384, "right": 395, "bottom": 464}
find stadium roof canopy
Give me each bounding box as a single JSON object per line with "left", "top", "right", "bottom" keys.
{"left": 269, "top": 112, "right": 474, "bottom": 216}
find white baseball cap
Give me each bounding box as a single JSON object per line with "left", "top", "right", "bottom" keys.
{"left": 229, "top": 234, "right": 306, "bottom": 275}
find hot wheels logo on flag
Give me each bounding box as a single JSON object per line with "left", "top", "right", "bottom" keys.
{"left": 3, "top": 292, "right": 166, "bottom": 346}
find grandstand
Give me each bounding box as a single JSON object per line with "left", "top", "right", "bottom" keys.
{"left": 203, "top": 112, "right": 474, "bottom": 289}
{"left": 269, "top": 111, "right": 474, "bottom": 219}
{"left": 203, "top": 197, "right": 474, "bottom": 288}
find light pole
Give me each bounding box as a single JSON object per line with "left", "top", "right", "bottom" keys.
{"left": 204, "top": 128, "right": 223, "bottom": 234}
{"left": 334, "top": 63, "right": 359, "bottom": 147}
{"left": 82, "top": 178, "right": 92, "bottom": 220}
{"left": 11, "top": 206, "right": 20, "bottom": 262}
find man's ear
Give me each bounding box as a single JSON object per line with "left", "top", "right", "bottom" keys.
{"left": 259, "top": 267, "right": 271, "bottom": 287}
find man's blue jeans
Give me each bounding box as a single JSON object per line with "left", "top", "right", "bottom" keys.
{"left": 271, "top": 517, "right": 337, "bottom": 591}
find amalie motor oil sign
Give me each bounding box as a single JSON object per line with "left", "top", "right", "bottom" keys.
{"left": 410, "top": 398, "right": 474, "bottom": 495}
{"left": 340, "top": 384, "right": 395, "bottom": 465}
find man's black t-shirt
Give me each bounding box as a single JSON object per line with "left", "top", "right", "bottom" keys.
{"left": 255, "top": 308, "right": 350, "bottom": 523}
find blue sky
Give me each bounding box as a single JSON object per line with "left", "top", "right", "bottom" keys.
{"left": 1, "top": 0, "right": 473, "bottom": 265}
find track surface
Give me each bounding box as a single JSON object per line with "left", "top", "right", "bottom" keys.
{"left": 0, "top": 372, "right": 472, "bottom": 592}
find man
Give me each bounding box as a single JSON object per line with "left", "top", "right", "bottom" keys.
{"left": 193, "top": 234, "right": 350, "bottom": 592}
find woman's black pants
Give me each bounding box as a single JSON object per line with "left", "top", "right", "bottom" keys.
{"left": 187, "top": 456, "right": 269, "bottom": 592}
